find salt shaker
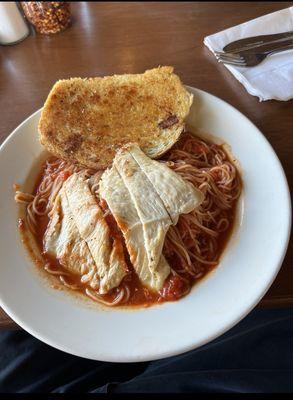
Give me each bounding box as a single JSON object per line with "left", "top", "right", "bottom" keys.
{"left": 0, "top": 2, "right": 29, "bottom": 45}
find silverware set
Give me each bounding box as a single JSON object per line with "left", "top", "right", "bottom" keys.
{"left": 215, "top": 30, "right": 293, "bottom": 67}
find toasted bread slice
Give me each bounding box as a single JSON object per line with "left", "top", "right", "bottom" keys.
{"left": 38, "top": 66, "right": 193, "bottom": 169}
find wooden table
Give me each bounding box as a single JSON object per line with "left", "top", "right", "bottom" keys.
{"left": 1, "top": 2, "right": 292, "bottom": 329}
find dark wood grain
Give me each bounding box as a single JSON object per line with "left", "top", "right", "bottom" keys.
{"left": 1, "top": 2, "right": 292, "bottom": 329}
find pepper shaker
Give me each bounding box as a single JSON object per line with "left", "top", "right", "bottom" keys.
{"left": 21, "top": 2, "right": 71, "bottom": 35}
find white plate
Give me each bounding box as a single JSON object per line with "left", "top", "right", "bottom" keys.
{"left": 0, "top": 87, "right": 291, "bottom": 362}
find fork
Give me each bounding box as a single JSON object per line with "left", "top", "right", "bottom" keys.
{"left": 215, "top": 43, "right": 293, "bottom": 67}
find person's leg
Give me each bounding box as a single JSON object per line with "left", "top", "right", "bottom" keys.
{"left": 0, "top": 330, "right": 148, "bottom": 393}
{"left": 92, "top": 308, "right": 293, "bottom": 393}
{"left": 1, "top": 307, "right": 293, "bottom": 393}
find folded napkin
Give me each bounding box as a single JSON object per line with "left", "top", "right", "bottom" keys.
{"left": 204, "top": 7, "right": 293, "bottom": 101}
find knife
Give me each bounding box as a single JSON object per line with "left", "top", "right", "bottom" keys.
{"left": 223, "top": 30, "right": 293, "bottom": 53}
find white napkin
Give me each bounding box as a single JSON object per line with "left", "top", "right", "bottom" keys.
{"left": 204, "top": 7, "right": 293, "bottom": 101}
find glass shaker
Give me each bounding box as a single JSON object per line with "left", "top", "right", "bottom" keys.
{"left": 0, "top": 2, "right": 30, "bottom": 45}
{"left": 21, "top": 1, "right": 71, "bottom": 35}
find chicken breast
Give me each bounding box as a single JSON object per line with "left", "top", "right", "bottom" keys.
{"left": 127, "top": 143, "right": 204, "bottom": 224}
{"left": 44, "top": 185, "right": 95, "bottom": 277}
{"left": 114, "top": 148, "right": 172, "bottom": 272}
{"left": 100, "top": 144, "right": 204, "bottom": 292}
{"left": 64, "top": 173, "right": 128, "bottom": 294}
{"left": 99, "top": 167, "right": 170, "bottom": 291}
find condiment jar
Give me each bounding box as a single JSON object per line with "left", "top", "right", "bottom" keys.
{"left": 21, "top": 1, "right": 71, "bottom": 34}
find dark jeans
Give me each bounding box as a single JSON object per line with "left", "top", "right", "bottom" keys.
{"left": 0, "top": 307, "right": 292, "bottom": 393}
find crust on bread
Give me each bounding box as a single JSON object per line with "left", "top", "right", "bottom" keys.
{"left": 38, "top": 66, "right": 193, "bottom": 169}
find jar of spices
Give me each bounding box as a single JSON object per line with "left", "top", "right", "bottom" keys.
{"left": 21, "top": 2, "right": 71, "bottom": 35}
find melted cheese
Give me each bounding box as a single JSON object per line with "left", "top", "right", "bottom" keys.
{"left": 127, "top": 143, "right": 204, "bottom": 224}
